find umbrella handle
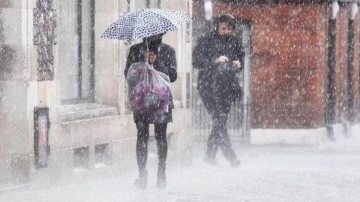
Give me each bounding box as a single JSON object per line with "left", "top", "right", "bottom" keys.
{"left": 145, "top": 38, "right": 150, "bottom": 64}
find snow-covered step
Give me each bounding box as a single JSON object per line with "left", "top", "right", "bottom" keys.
{"left": 60, "top": 103, "right": 119, "bottom": 122}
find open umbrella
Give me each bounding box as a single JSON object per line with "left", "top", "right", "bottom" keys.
{"left": 101, "top": 8, "right": 191, "bottom": 41}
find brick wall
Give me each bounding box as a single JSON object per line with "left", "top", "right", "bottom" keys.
{"left": 332, "top": 5, "right": 360, "bottom": 124}
{"left": 334, "top": 6, "right": 349, "bottom": 123}
{"left": 354, "top": 16, "right": 360, "bottom": 122}
{"left": 214, "top": 3, "right": 329, "bottom": 128}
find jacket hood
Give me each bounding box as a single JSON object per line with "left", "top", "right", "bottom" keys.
{"left": 210, "top": 30, "right": 235, "bottom": 41}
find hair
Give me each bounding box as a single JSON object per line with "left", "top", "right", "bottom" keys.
{"left": 215, "top": 13, "right": 236, "bottom": 30}
{"left": 142, "top": 33, "right": 166, "bottom": 54}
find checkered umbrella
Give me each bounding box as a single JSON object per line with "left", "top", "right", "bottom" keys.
{"left": 101, "top": 8, "right": 191, "bottom": 41}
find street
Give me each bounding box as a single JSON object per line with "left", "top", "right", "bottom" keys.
{"left": 1, "top": 129, "right": 360, "bottom": 202}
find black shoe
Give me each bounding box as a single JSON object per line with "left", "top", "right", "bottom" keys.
{"left": 328, "top": 135, "right": 336, "bottom": 142}
{"left": 134, "top": 170, "right": 148, "bottom": 189}
{"left": 203, "top": 155, "right": 219, "bottom": 166}
{"left": 230, "top": 159, "right": 241, "bottom": 168}
{"left": 156, "top": 177, "right": 167, "bottom": 188}
{"left": 156, "top": 167, "right": 166, "bottom": 188}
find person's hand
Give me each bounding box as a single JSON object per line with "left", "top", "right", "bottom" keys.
{"left": 215, "top": 55, "right": 228, "bottom": 63}
{"left": 232, "top": 60, "right": 241, "bottom": 69}
{"left": 144, "top": 51, "right": 157, "bottom": 64}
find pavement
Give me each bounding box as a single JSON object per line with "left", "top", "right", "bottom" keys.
{"left": 1, "top": 126, "right": 360, "bottom": 202}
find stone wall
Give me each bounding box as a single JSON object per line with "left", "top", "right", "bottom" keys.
{"left": 0, "top": 3, "right": 27, "bottom": 81}
{"left": 0, "top": 1, "right": 34, "bottom": 186}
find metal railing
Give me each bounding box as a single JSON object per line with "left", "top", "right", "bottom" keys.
{"left": 191, "top": 93, "right": 247, "bottom": 143}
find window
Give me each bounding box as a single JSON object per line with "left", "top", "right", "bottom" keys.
{"left": 95, "top": 143, "right": 110, "bottom": 169}
{"left": 58, "top": 0, "right": 95, "bottom": 104}
{"left": 73, "top": 146, "right": 89, "bottom": 172}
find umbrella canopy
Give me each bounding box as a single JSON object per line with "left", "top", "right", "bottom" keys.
{"left": 101, "top": 8, "right": 191, "bottom": 41}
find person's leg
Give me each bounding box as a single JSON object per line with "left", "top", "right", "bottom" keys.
{"left": 215, "top": 109, "right": 240, "bottom": 167}
{"left": 205, "top": 109, "right": 222, "bottom": 161}
{"left": 200, "top": 94, "right": 219, "bottom": 164}
{"left": 154, "top": 123, "right": 168, "bottom": 187}
{"left": 205, "top": 128, "right": 219, "bottom": 161}
{"left": 134, "top": 120, "right": 150, "bottom": 188}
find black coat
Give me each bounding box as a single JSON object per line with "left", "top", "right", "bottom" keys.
{"left": 124, "top": 41, "right": 177, "bottom": 123}
{"left": 125, "top": 42, "right": 177, "bottom": 82}
{"left": 192, "top": 31, "right": 244, "bottom": 111}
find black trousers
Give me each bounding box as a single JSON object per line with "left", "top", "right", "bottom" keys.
{"left": 200, "top": 92, "right": 237, "bottom": 162}
{"left": 135, "top": 121, "right": 167, "bottom": 177}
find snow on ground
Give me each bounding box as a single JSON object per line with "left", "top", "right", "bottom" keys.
{"left": 1, "top": 127, "right": 360, "bottom": 202}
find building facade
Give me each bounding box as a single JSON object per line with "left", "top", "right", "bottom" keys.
{"left": 0, "top": 0, "right": 192, "bottom": 188}
{"left": 193, "top": 0, "right": 360, "bottom": 143}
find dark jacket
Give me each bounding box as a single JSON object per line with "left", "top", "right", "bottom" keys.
{"left": 125, "top": 42, "right": 177, "bottom": 83}
{"left": 124, "top": 40, "right": 177, "bottom": 123}
{"left": 192, "top": 31, "right": 244, "bottom": 103}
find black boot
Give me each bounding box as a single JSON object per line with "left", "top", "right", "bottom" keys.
{"left": 203, "top": 147, "right": 219, "bottom": 166}
{"left": 156, "top": 167, "right": 166, "bottom": 188}
{"left": 226, "top": 154, "right": 241, "bottom": 168}
{"left": 220, "top": 146, "right": 240, "bottom": 168}
{"left": 134, "top": 170, "right": 148, "bottom": 189}
{"left": 230, "top": 159, "right": 241, "bottom": 168}
{"left": 203, "top": 154, "right": 219, "bottom": 166}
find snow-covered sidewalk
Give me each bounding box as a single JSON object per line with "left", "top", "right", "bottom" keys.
{"left": 1, "top": 129, "right": 360, "bottom": 202}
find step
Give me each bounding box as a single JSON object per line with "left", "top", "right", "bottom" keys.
{"left": 60, "top": 103, "right": 119, "bottom": 122}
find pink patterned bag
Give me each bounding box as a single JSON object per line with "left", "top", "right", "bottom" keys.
{"left": 127, "top": 62, "right": 170, "bottom": 113}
